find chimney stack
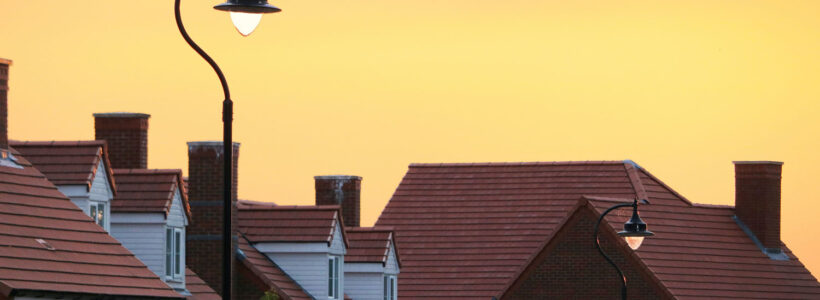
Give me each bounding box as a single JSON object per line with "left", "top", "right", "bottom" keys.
{"left": 186, "top": 141, "right": 239, "bottom": 295}
{"left": 734, "top": 161, "right": 783, "bottom": 252}
{"left": 315, "top": 175, "right": 362, "bottom": 228}
{"left": 94, "top": 112, "right": 150, "bottom": 169}
{"left": 0, "top": 58, "right": 11, "bottom": 151}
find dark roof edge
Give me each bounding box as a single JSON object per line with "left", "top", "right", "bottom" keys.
{"left": 409, "top": 161, "right": 625, "bottom": 167}
{"left": 731, "top": 215, "right": 789, "bottom": 261}
{"left": 237, "top": 235, "right": 314, "bottom": 300}
{"left": 10, "top": 289, "right": 183, "bottom": 300}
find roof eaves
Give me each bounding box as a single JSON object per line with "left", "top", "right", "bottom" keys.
{"left": 237, "top": 235, "right": 313, "bottom": 300}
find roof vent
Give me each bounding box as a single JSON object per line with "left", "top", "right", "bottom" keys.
{"left": 35, "top": 238, "right": 56, "bottom": 251}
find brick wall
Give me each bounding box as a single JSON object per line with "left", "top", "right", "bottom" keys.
{"left": 504, "top": 208, "right": 668, "bottom": 300}
{"left": 93, "top": 113, "right": 150, "bottom": 169}
{"left": 186, "top": 141, "right": 240, "bottom": 298}
{"left": 315, "top": 175, "right": 361, "bottom": 228}
{"left": 0, "top": 61, "right": 10, "bottom": 150}
{"left": 734, "top": 161, "right": 783, "bottom": 250}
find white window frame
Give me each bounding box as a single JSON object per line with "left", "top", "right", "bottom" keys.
{"left": 89, "top": 201, "right": 107, "bottom": 231}
{"left": 384, "top": 275, "right": 397, "bottom": 300}
{"left": 328, "top": 255, "right": 340, "bottom": 299}
{"left": 165, "top": 227, "right": 184, "bottom": 281}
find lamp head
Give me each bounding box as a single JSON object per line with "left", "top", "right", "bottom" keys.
{"left": 617, "top": 200, "right": 654, "bottom": 250}
{"left": 214, "top": 0, "right": 281, "bottom": 36}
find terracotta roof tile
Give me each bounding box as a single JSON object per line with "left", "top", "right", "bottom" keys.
{"left": 238, "top": 236, "right": 312, "bottom": 300}
{"left": 185, "top": 268, "right": 220, "bottom": 300}
{"left": 238, "top": 201, "right": 347, "bottom": 246}
{"left": 378, "top": 160, "right": 820, "bottom": 299}
{"left": 346, "top": 227, "right": 400, "bottom": 266}
{"left": 586, "top": 197, "right": 820, "bottom": 299}
{"left": 112, "top": 168, "right": 191, "bottom": 219}
{"left": 0, "top": 147, "right": 182, "bottom": 298}
{"left": 10, "top": 140, "right": 116, "bottom": 193}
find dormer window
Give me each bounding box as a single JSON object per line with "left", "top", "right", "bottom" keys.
{"left": 384, "top": 275, "right": 397, "bottom": 300}
{"left": 165, "top": 227, "right": 183, "bottom": 280}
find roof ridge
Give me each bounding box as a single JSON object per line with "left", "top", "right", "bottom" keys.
{"left": 9, "top": 140, "right": 106, "bottom": 147}
{"left": 240, "top": 204, "right": 342, "bottom": 211}
{"left": 624, "top": 161, "right": 649, "bottom": 202}
{"left": 409, "top": 160, "right": 626, "bottom": 168}
{"left": 112, "top": 168, "right": 183, "bottom": 174}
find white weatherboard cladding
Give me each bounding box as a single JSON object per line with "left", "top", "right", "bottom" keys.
{"left": 330, "top": 220, "right": 346, "bottom": 255}
{"left": 258, "top": 219, "right": 347, "bottom": 299}
{"left": 167, "top": 189, "right": 188, "bottom": 227}
{"left": 89, "top": 161, "right": 113, "bottom": 202}
{"left": 109, "top": 185, "right": 187, "bottom": 291}
{"left": 344, "top": 270, "right": 383, "bottom": 300}
{"left": 385, "top": 242, "right": 399, "bottom": 275}
{"left": 265, "top": 252, "right": 328, "bottom": 298}
{"left": 110, "top": 221, "right": 166, "bottom": 276}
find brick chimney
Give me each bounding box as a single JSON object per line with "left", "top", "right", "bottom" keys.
{"left": 186, "top": 141, "right": 239, "bottom": 296}
{"left": 94, "top": 112, "right": 150, "bottom": 169}
{"left": 734, "top": 161, "right": 783, "bottom": 252}
{"left": 0, "top": 58, "right": 11, "bottom": 151}
{"left": 315, "top": 175, "right": 362, "bottom": 228}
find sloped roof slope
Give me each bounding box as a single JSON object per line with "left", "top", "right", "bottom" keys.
{"left": 185, "top": 268, "right": 220, "bottom": 300}
{"left": 237, "top": 236, "right": 313, "bottom": 300}
{"left": 238, "top": 201, "right": 347, "bottom": 246}
{"left": 585, "top": 197, "right": 820, "bottom": 299}
{"left": 112, "top": 168, "right": 191, "bottom": 219}
{"left": 0, "top": 147, "right": 182, "bottom": 298}
{"left": 346, "top": 227, "right": 400, "bottom": 266}
{"left": 10, "top": 140, "right": 116, "bottom": 193}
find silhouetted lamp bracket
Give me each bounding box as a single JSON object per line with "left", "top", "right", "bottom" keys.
{"left": 594, "top": 198, "right": 654, "bottom": 300}
{"left": 214, "top": 0, "right": 281, "bottom": 36}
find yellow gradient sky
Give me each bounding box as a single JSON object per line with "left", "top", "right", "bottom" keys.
{"left": 2, "top": 1, "right": 820, "bottom": 275}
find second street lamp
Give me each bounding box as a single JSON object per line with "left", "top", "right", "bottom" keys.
{"left": 174, "top": 1, "right": 281, "bottom": 299}
{"left": 593, "top": 198, "right": 654, "bottom": 300}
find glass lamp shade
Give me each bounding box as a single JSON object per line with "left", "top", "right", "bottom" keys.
{"left": 624, "top": 236, "right": 645, "bottom": 250}
{"left": 214, "top": 0, "right": 281, "bottom": 36}
{"left": 230, "top": 12, "right": 263, "bottom": 36}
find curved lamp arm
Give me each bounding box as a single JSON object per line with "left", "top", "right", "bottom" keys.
{"left": 175, "top": 0, "right": 231, "bottom": 101}
{"left": 174, "top": 1, "right": 234, "bottom": 299}
{"left": 593, "top": 201, "right": 635, "bottom": 300}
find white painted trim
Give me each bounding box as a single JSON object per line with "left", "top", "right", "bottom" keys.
{"left": 254, "top": 242, "right": 332, "bottom": 253}
{"left": 345, "top": 262, "right": 384, "bottom": 273}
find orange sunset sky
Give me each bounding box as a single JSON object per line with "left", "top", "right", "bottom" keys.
{"left": 2, "top": 1, "right": 819, "bottom": 275}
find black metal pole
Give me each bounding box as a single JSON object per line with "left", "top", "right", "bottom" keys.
{"left": 594, "top": 201, "right": 635, "bottom": 300}
{"left": 174, "top": 1, "right": 233, "bottom": 299}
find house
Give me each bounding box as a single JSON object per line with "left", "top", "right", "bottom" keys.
{"left": 375, "top": 161, "right": 820, "bottom": 299}
{"left": 185, "top": 142, "right": 400, "bottom": 299}
{"left": 345, "top": 227, "right": 400, "bottom": 300}
{"left": 14, "top": 113, "right": 200, "bottom": 295}
{"left": 0, "top": 58, "right": 183, "bottom": 299}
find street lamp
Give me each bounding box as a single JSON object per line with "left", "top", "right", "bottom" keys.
{"left": 174, "top": 1, "right": 280, "bottom": 299}
{"left": 593, "top": 198, "right": 654, "bottom": 300}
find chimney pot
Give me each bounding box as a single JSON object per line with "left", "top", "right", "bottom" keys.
{"left": 315, "top": 175, "right": 362, "bottom": 228}
{"left": 94, "top": 112, "right": 150, "bottom": 169}
{"left": 733, "top": 161, "right": 783, "bottom": 252}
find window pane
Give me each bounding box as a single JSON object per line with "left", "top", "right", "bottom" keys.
{"left": 335, "top": 258, "right": 340, "bottom": 298}
{"left": 328, "top": 258, "right": 334, "bottom": 297}
{"left": 97, "top": 203, "right": 105, "bottom": 227}
{"left": 89, "top": 205, "right": 97, "bottom": 223}
{"left": 166, "top": 228, "right": 172, "bottom": 276}
{"left": 391, "top": 277, "right": 396, "bottom": 300}
{"left": 384, "top": 276, "right": 389, "bottom": 300}
{"left": 174, "top": 230, "right": 181, "bottom": 275}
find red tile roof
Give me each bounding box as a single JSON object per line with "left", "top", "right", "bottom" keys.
{"left": 238, "top": 201, "right": 348, "bottom": 246}
{"left": 346, "top": 227, "right": 400, "bottom": 266}
{"left": 584, "top": 196, "right": 820, "bottom": 299}
{"left": 185, "top": 268, "right": 220, "bottom": 300}
{"left": 375, "top": 161, "right": 820, "bottom": 299}
{"left": 112, "top": 168, "right": 191, "bottom": 220}
{"left": 0, "top": 147, "right": 182, "bottom": 298}
{"left": 237, "top": 236, "right": 312, "bottom": 300}
{"left": 10, "top": 140, "right": 116, "bottom": 194}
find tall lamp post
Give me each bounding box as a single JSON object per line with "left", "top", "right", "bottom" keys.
{"left": 174, "top": 1, "right": 280, "bottom": 299}
{"left": 594, "top": 198, "right": 654, "bottom": 300}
